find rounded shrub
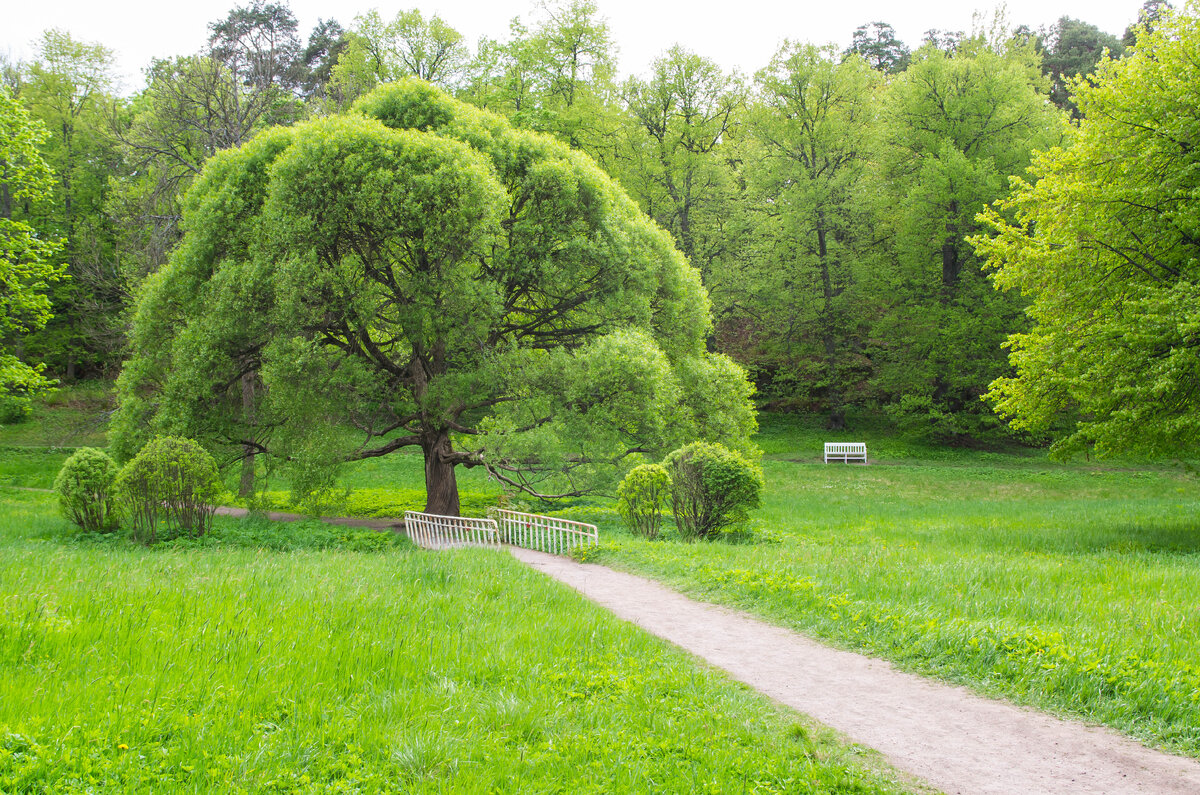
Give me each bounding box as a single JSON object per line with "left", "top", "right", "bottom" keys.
{"left": 54, "top": 447, "right": 120, "bottom": 532}
{"left": 115, "top": 436, "right": 222, "bottom": 543}
{"left": 663, "top": 442, "right": 763, "bottom": 541}
{"left": 617, "top": 463, "right": 671, "bottom": 539}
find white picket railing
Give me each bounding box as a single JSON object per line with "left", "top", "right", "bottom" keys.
{"left": 404, "top": 510, "right": 500, "bottom": 550}
{"left": 488, "top": 508, "right": 599, "bottom": 555}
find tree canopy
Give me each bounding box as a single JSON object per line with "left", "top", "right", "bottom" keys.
{"left": 113, "top": 79, "right": 756, "bottom": 513}
{"left": 976, "top": 5, "right": 1200, "bottom": 458}
{"left": 0, "top": 87, "right": 64, "bottom": 404}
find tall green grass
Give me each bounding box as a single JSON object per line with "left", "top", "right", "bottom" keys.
{"left": 0, "top": 489, "right": 911, "bottom": 793}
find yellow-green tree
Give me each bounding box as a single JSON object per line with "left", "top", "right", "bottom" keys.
{"left": 976, "top": 3, "right": 1200, "bottom": 458}
{"left": 0, "top": 87, "right": 64, "bottom": 413}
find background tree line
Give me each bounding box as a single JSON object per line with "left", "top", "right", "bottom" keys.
{"left": 0, "top": 0, "right": 1170, "bottom": 443}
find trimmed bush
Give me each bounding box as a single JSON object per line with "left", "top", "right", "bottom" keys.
{"left": 617, "top": 464, "right": 671, "bottom": 539}
{"left": 663, "top": 442, "right": 763, "bottom": 541}
{"left": 54, "top": 447, "right": 120, "bottom": 532}
{"left": 115, "top": 437, "right": 222, "bottom": 543}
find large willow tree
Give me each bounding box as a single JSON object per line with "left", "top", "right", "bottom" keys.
{"left": 113, "top": 79, "right": 755, "bottom": 514}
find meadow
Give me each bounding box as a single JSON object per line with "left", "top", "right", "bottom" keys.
{"left": 603, "top": 414, "right": 1200, "bottom": 756}
{"left": 4, "top": 389, "right": 1200, "bottom": 777}
{"left": 0, "top": 487, "right": 914, "bottom": 793}
{"left": 0, "top": 393, "right": 913, "bottom": 793}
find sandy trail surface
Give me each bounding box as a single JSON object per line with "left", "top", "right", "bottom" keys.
{"left": 509, "top": 547, "right": 1200, "bottom": 795}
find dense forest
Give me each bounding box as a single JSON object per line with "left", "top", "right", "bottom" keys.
{"left": 0, "top": 0, "right": 1177, "bottom": 445}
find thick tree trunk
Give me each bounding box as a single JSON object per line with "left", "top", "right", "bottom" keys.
{"left": 238, "top": 372, "right": 257, "bottom": 498}
{"left": 422, "top": 429, "right": 461, "bottom": 516}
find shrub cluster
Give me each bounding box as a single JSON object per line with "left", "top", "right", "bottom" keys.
{"left": 54, "top": 436, "right": 222, "bottom": 543}
{"left": 114, "top": 437, "right": 222, "bottom": 543}
{"left": 0, "top": 395, "right": 32, "bottom": 425}
{"left": 664, "top": 442, "right": 763, "bottom": 541}
{"left": 617, "top": 442, "right": 763, "bottom": 541}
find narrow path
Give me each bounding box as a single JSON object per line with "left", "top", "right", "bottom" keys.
{"left": 510, "top": 546, "right": 1200, "bottom": 795}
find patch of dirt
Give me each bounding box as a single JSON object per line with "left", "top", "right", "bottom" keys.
{"left": 510, "top": 547, "right": 1200, "bottom": 795}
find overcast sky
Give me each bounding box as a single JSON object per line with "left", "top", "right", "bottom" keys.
{"left": 4, "top": 0, "right": 1140, "bottom": 92}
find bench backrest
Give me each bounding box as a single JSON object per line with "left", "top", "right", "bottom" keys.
{"left": 824, "top": 442, "right": 867, "bottom": 453}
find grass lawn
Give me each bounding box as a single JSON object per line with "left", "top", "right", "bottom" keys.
{"left": 0, "top": 488, "right": 913, "bottom": 793}
{"left": 7, "top": 389, "right": 1200, "bottom": 760}
{"left": 600, "top": 414, "right": 1200, "bottom": 756}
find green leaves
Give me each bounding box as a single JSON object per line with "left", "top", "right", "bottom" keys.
{"left": 663, "top": 442, "right": 763, "bottom": 541}
{"left": 976, "top": 7, "right": 1200, "bottom": 459}
{"left": 53, "top": 447, "right": 120, "bottom": 533}
{"left": 0, "top": 88, "right": 65, "bottom": 402}
{"left": 115, "top": 80, "right": 756, "bottom": 511}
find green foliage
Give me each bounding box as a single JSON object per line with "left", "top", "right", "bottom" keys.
{"left": 976, "top": 4, "right": 1200, "bottom": 460}
{"left": 847, "top": 22, "right": 911, "bottom": 73}
{"left": 113, "top": 436, "right": 221, "bottom": 543}
{"left": 0, "top": 397, "right": 31, "bottom": 426}
{"left": 617, "top": 463, "right": 670, "bottom": 538}
{"left": 618, "top": 46, "right": 744, "bottom": 283}
{"left": 19, "top": 30, "right": 123, "bottom": 379}
{"left": 873, "top": 36, "right": 1064, "bottom": 440}
{"left": 0, "top": 86, "right": 65, "bottom": 401}
{"left": 53, "top": 447, "right": 119, "bottom": 532}
{"left": 663, "top": 442, "right": 763, "bottom": 541}
{"left": 727, "top": 44, "right": 880, "bottom": 424}
{"left": 1039, "top": 16, "right": 1124, "bottom": 115}
{"left": 114, "top": 79, "right": 755, "bottom": 516}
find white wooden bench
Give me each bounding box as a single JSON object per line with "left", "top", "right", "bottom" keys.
{"left": 824, "top": 442, "right": 867, "bottom": 463}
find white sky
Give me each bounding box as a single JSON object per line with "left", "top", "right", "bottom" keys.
{"left": 4, "top": 0, "right": 1140, "bottom": 92}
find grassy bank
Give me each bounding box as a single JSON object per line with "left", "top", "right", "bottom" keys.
{"left": 0, "top": 489, "right": 912, "bottom": 793}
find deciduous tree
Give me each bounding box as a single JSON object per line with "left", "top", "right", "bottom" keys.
{"left": 113, "top": 80, "right": 756, "bottom": 513}
{"left": 0, "top": 87, "right": 64, "bottom": 404}
{"left": 875, "top": 36, "right": 1062, "bottom": 440}
{"left": 620, "top": 46, "right": 744, "bottom": 283}
{"left": 976, "top": 4, "right": 1200, "bottom": 458}
{"left": 730, "top": 45, "right": 880, "bottom": 427}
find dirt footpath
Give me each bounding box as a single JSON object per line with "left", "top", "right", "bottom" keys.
{"left": 509, "top": 547, "right": 1200, "bottom": 795}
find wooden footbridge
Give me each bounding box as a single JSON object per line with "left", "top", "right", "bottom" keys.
{"left": 404, "top": 507, "right": 598, "bottom": 556}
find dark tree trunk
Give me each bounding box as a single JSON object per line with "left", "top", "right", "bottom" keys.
{"left": 941, "top": 238, "right": 960, "bottom": 289}
{"left": 817, "top": 212, "right": 844, "bottom": 430}
{"left": 0, "top": 171, "right": 11, "bottom": 220}
{"left": 238, "top": 371, "right": 257, "bottom": 498}
{"left": 941, "top": 200, "right": 960, "bottom": 293}
{"left": 422, "top": 428, "right": 461, "bottom": 516}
